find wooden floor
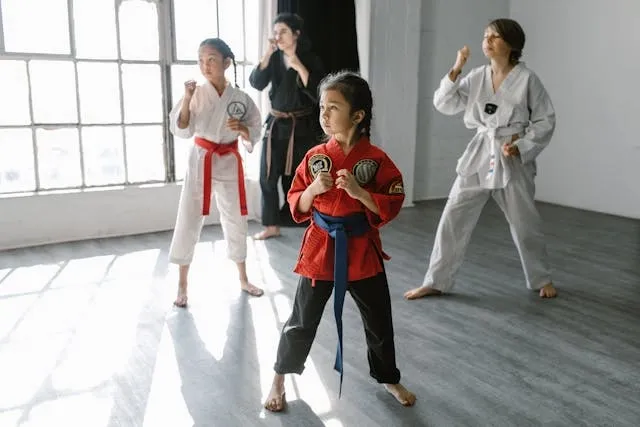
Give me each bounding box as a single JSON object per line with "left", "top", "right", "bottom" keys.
{"left": 1, "top": 200, "right": 639, "bottom": 427}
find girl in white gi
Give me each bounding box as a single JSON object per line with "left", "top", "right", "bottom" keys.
{"left": 405, "top": 18, "right": 558, "bottom": 300}
{"left": 169, "top": 38, "right": 264, "bottom": 307}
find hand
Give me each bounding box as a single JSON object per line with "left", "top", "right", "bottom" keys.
{"left": 286, "top": 53, "right": 302, "bottom": 72}
{"left": 227, "top": 118, "right": 249, "bottom": 139}
{"left": 241, "top": 138, "right": 254, "bottom": 153}
{"left": 335, "top": 169, "right": 364, "bottom": 199}
{"left": 184, "top": 80, "right": 196, "bottom": 99}
{"left": 502, "top": 140, "right": 520, "bottom": 157}
{"left": 265, "top": 38, "right": 277, "bottom": 56}
{"left": 309, "top": 171, "right": 333, "bottom": 196}
{"left": 453, "top": 46, "right": 470, "bottom": 72}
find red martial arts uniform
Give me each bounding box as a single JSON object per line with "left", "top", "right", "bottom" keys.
{"left": 287, "top": 136, "right": 406, "bottom": 281}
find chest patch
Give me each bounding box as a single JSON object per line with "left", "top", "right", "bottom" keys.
{"left": 352, "top": 159, "right": 379, "bottom": 186}
{"left": 484, "top": 103, "right": 498, "bottom": 115}
{"left": 308, "top": 154, "right": 332, "bottom": 178}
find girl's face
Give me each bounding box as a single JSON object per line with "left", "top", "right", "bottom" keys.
{"left": 482, "top": 26, "right": 511, "bottom": 60}
{"left": 273, "top": 22, "right": 298, "bottom": 51}
{"left": 198, "top": 45, "right": 230, "bottom": 80}
{"left": 319, "top": 89, "right": 363, "bottom": 140}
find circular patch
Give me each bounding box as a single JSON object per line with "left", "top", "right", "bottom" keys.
{"left": 308, "top": 154, "right": 332, "bottom": 178}
{"left": 226, "top": 101, "right": 247, "bottom": 120}
{"left": 352, "top": 159, "right": 379, "bottom": 185}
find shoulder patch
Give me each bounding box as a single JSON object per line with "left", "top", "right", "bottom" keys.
{"left": 308, "top": 154, "right": 332, "bottom": 178}
{"left": 352, "top": 159, "right": 379, "bottom": 186}
{"left": 388, "top": 179, "right": 404, "bottom": 194}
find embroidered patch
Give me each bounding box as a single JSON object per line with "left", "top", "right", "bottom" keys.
{"left": 308, "top": 154, "right": 332, "bottom": 178}
{"left": 226, "top": 101, "right": 248, "bottom": 120}
{"left": 388, "top": 180, "right": 404, "bottom": 194}
{"left": 352, "top": 159, "right": 379, "bottom": 185}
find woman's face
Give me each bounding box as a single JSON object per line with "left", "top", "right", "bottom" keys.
{"left": 273, "top": 22, "right": 298, "bottom": 51}
{"left": 482, "top": 26, "right": 511, "bottom": 60}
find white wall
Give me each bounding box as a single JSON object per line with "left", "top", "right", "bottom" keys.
{"left": 414, "top": 0, "right": 510, "bottom": 201}
{"left": 367, "top": 0, "right": 422, "bottom": 207}
{"left": 510, "top": 0, "right": 640, "bottom": 219}
{"left": 354, "top": 0, "right": 371, "bottom": 80}
{"left": 0, "top": 181, "right": 262, "bottom": 251}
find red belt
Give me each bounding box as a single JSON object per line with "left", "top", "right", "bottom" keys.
{"left": 194, "top": 137, "right": 247, "bottom": 216}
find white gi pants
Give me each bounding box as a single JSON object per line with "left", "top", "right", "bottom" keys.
{"left": 169, "top": 144, "right": 248, "bottom": 265}
{"left": 423, "top": 162, "right": 552, "bottom": 291}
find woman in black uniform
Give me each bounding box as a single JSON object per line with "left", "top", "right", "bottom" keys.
{"left": 250, "top": 12, "right": 325, "bottom": 240}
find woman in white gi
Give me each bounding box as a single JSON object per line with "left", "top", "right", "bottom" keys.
{"left": 405, "top": 18, "right": 558, "bottom": 300}
{"left": 169, "top": 38, "right": 264, "bottom": 307}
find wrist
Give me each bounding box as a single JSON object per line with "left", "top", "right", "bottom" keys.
{"left": 355, "top": 187, "right": 368, "bottom": 201}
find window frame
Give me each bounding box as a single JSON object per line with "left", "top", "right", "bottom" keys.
{"left": 0, "top": 0, "right": 257, "bottom": 195}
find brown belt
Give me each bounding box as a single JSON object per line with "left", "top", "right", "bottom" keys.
{"left": 267, "top": 108, "right": 313, "bottom": 177}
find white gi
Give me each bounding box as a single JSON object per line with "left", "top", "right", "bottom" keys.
{"left": 424, "top": 62, "right": 555, "bottom": 291}
{"left": 169, "top": 81, "right": 262, "bottom": 265}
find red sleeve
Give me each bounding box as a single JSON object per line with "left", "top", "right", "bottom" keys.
{"left": 287, "top": 152, "right": 313, "bottom": 223}
{"left": 365, "top": 154, "right": 405, "bottom": 228}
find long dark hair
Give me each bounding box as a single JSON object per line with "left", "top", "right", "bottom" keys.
{"left": 199, "top": 38, "right": 239, "bottom": 87}
{"left": 273, "top": 12, "right": 311, "bottom": 52}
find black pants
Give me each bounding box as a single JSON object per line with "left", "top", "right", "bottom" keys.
{"left": 274, "top": 273, "right": 401, "bottom": 384}
{"left": 259, "top": 136, "right": 315, "bottom": 226}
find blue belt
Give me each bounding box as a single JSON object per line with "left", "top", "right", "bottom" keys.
{"left": 312, "top": 210, "right": 370, "bottom": 397}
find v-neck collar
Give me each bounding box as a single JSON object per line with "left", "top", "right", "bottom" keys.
{"left": 486, "top": 62, "right": 523, "bottom": 96}
{"left": 326, "top": 136, "right": 371, "bottom": 168}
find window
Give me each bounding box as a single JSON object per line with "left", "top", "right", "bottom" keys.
{"left": 0, "top": 0, "right": 260, "bottom": 194}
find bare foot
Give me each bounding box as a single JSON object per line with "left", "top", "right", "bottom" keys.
{"left": 241, "top": 280, "right": 264, "bottom": 297}
{"left": 539, "top": 283, "right": 557, "bottom": 298}
{"left": 264, "top": 375, "right": 286, "bottom": 412}
{"left": 174, "top": 282, "right": 188, "bottom": 307}
{"left": 253, "top": 226, "right": 281, "bottom": 240}
{"left": 404, "top": 286, "right": 442, "bottom": 300}
{"left": 384, "top": 383, "right": 416, "bottom": 406}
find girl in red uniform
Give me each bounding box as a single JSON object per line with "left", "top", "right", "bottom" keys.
{"left": 263, "top": 71, "right": 416, "bottom": 412}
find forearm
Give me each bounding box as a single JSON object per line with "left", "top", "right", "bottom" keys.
{"left": 448, "top": 67, "right": 462, "bottom": 82}
{"left": 177, "top": 98, "right": 192, "bottom": 129}
{"left": 296, "top": 64, "right": 310, "bottom": 87}
{"left": 356, "top": 189, "right": 379, "bottom": 215}
{"left": 259, "top": 53, "right": 272, "bottom": 70}
{"left": 296, "top": 187, "right": 316, "bottom": 213}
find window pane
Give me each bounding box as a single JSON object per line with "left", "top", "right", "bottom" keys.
{"left": 174, "top": 0, "right": 218, "bottom": 61}
{"left": 170, "top": 64, "right": 202, "bottom": 107}
{"left": 218, "top": 0, "right": 244, "bottom": 62}
{"left": 242, "top": 67, "right": 261, "bottom": 179}
{"left": 124, "top": 125, "right": 165, "bottom": 183}
{"left": 173, "top": 138, "right": 191, "bottom": 181}
{"left": 29, "top": 61, "right": 78, "bottom": 124}
{"left": 81, "top": 126, "right": 125, "bottom": 186}
{"left": 118, "top": 0, "right": 159, "bottom": 60}
{"left": 36, "top": 128, "right": 82, "bottom": 189}
{"left": 77, "top": 62, "right": 121, "bottom": 124}
{"left": 121, "top": 64, "right": 162, "bottom": 123}
{"left": 73, "top": 0, "right": 118, "bottom": 59}
{"left": 0, "top": 129, "right": 35, "bottom": 193}
{"left": 169, "top": 65, "right": 197, "bottom": 181}
{"left": 224, "top": 61, "right": 240, "bottom": 88}
{"left": 244, "top": 0, "right": 260, "bottom": 62}
{"left": 1, "top": 0, "right": 70, "bottom": 54}
{"left": 0, "top": 61, "right": 31, "bottom": 126}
